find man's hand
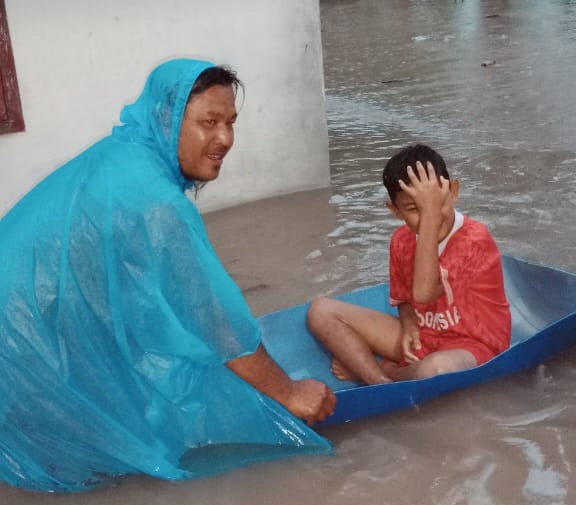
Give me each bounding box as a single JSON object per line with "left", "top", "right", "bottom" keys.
{"left": 399, "top": 161, "right": 450, "bottom": 220}
{"left": 284, "top": 379, "right": 337, "bottom": 426}
{"left": 227, "top": 344, "right": 336, "bottom": 426}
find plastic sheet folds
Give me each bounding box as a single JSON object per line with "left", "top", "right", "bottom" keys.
{"left": 0, "top": 59, "right": 331, "bottom": 492}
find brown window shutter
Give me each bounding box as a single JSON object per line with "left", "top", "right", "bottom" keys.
{"left": 0, "top": 0, "right": 24, "bottom": 134}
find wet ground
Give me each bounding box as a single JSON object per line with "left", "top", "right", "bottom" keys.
{"left": 3, "top": 0, "right": 576, "bottom": 503}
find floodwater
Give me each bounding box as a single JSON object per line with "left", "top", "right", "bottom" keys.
{"left": 319, "top": 0, "right": 576, "bottom": 503}
{"left": 3, "top": 0, "right": 576, "bottom": 503}
{"left": 324, "top": 0, "right": 576, "bottom": 288}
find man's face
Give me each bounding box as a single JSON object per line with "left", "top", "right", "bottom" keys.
{"left": 177, "top": 84, "right": 237, "bottom": 181}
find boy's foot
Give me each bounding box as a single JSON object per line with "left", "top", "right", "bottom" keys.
{"left": 330, "top": 358, "right": 360, "bottom": 381}
{"left": 378, "top": 359, "right": 399, "bottom": 373}
{"left": 331, "top": 358, "right": 394, "bottom": 384}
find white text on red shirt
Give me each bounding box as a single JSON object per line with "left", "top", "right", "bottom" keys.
{"left": 415, "top": 306, "right": 461, "bottom": 331}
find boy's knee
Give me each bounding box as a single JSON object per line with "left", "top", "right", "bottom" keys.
{"left": 306, "top": 297, "right": 335, "bottom": 332}
{"left": 414, "top": 360, "right": 441, "bottom": 380}
{"left": 414, "top": 351, "right": 475, "bottom": 380}
{"left": 413, "top": 354, "right": 450, "bottom": 380}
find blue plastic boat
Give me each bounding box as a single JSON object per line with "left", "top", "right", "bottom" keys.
{"left": 260, "top": 256, "right": 576, "bottom": 426}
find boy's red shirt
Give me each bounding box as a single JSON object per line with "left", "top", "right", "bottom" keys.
{"left": 389, "top": 212, "right": 511, "bottom": 356}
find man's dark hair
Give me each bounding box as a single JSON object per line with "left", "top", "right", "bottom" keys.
{"left": 189, "top": 65, "right": 243, "bottom": 99}
{"left": 186, "top": 65, "right": 243, "bottom": 195}
{"left": 383, "top": 144, "right": 449, "bottom": 203}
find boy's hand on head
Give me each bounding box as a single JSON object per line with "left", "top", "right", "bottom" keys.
{"left": 398, "top": 161, "right": 450, "bottom": 220}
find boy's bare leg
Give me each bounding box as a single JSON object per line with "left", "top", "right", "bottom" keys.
{"left": 306, "top": 298, "right": 404, "bottom": 385}
{"left": 381, "top": 349, "right": 477, "bottom": 381}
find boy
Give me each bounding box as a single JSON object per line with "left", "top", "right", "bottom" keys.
{"left": 307, "top": 144, "right": 511, "bottom": 384}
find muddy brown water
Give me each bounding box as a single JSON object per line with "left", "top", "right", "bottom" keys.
{"left": 3, "top": 0, "right": 576, "bottom": 503}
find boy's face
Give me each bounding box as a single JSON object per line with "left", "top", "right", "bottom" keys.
{"left": 387, "top": 180, "right": 460, "bottom": 240}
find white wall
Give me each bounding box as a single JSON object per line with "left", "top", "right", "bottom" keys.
{"left": 0, "top": 0, "right": 329, "bottom": 215}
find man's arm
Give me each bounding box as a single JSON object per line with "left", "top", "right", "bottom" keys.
{"left": 226, "top": 344, "right": 336, "bottom": 426}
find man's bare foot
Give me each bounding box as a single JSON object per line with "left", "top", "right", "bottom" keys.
{"left": 331, "top": 358, "right": 360, "bottom": 381}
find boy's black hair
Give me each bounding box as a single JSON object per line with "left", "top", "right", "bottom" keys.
{"left": 189, "top": 65, "right": 243, "bottom": 99}
{"left": 382, "top": 144, "right": 450, "bottom": 203}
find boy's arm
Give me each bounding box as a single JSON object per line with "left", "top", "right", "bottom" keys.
{"left": 397, "top": 302, "right": 421, "bottom": 362}
{"left": 412, "top": 207, "right": 444, "bottom": 303}
{"left": 399, "top": 161, "right": 449, "bottom": 303}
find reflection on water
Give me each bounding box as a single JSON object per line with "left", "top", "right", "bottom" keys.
{"left": 319, "top": 0, "right": 576, "bottom": 504}
{"left": 503, "top": 437, "right": 567, "bottom": 502}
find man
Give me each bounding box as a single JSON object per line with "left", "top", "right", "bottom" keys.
{"left": 177, "top": 63, "right": 335, "bottom": 425}
{"left": 0, "top": 59, "right": 335, "bottom": 492}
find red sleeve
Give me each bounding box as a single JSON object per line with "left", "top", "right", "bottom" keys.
{"left": 389, "top": 229, "right": 412, "bottom": 306}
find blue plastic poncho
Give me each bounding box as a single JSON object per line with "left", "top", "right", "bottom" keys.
{"left": 0, "top": 59, "right": 331, "bottom": 493}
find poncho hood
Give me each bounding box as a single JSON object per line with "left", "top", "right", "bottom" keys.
{"left": 113, "top": 58, "right": 215, "bottom": 189}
